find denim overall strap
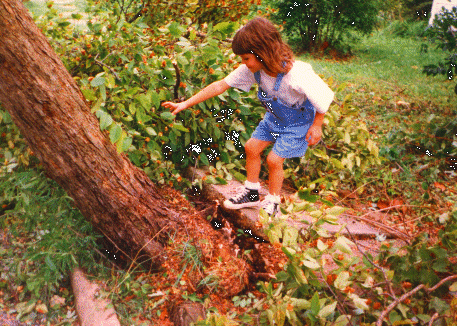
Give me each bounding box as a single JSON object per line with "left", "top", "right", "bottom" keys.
{"left": 253, "top": 71, "right": 285, "bottom": 90}
{"left": 273, "top": 73, "right": 285, "bottom": 91}
{"left": 254, "top": 71, "right": 261, "bottom": 84}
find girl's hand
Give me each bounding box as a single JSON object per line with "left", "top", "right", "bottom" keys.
{"left": 161, "top": 101, "right": 188, "bottom": 115}
{"left": 305, "top": 124, "right": 322, "bottom": 146}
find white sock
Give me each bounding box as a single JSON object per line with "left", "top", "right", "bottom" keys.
{"left": 244, "top": 180, "right": 261, "bottom": 190}
{"left": 265, "top": 193, "right": 280, "bottom": 203}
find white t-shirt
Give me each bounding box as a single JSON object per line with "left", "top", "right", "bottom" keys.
{"left": 224, "top": 61, "right": 334, "bottom": 114}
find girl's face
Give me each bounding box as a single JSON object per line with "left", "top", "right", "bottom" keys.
{"left": 240, "top": 53, "right": 263, "bottom": 73}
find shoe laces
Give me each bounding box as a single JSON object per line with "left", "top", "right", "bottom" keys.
{"left": 231, "top": 186, "right": 251, "bottom": 202}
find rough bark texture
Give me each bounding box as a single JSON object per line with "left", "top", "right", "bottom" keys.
{"left": 0, "top": 0, "right": 175, "bottom": 265}
{"left": 0, "top": 0, "right": 252, "bottom": 301}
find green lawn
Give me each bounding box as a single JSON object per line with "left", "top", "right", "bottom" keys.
{"left": 25, "top": 0, "right": 88, "bottom": 29}
{"left": 300, "top": 28, "right": 455, "bottom": 109}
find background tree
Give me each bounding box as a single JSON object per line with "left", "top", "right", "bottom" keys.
{"left": 266, "top": 0, "right": 380, "bottom": 52}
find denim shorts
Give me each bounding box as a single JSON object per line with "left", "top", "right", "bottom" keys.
{"left": 251, "top": 109, "right": 314, "bottom": 159}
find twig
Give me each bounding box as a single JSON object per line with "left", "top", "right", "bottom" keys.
{"left": 322, "top": 273, "right": 351, "bottom": 322}
{"left": 345, "top": 226, "right": 397, "bottom": 300}
{"left": 429, "top": 312, "right": 439, "bottom": 326}
{"left": 345, "top": 205, "right": 417, "bottom": 242}
{"left": 173, "top": 62, "right": 181, "bottom": 100}
{"left": 427, "top": 274, "right": 457, "bottom": 292}
{"left": 376, "top": 274, "right": 457, "bottom": 326}
{"left": 94, "top": 54, "right": 121, "bottom": 80}
{"left": 376, "top": 284, "right": 425, "bottom": 326}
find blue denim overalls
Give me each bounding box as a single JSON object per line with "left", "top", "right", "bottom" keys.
{"left": 250, "top": 70, "right": 316, "bottom": 158}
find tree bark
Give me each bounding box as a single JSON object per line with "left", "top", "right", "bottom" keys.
{"left": 0, "top": 0, "right": 252, "bottom": 299}
{"left": 0, "top": 0, "right": 176, "bottom": 265}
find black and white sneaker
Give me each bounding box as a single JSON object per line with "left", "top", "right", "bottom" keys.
{"left": 261, "top": 194, "right": 280, "bottom": 219}
{"left": 224, "top": 186, "right": 260, "bottom": 209}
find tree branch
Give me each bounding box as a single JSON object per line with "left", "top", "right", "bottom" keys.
{"left": 94, "top": 54, "right": 121, "bottom": 80}
{"left": 345, "top": 226, "right": 397, "bottom": 300}
{"left": 376, "top": 275, "right": 457, "bottom": 326}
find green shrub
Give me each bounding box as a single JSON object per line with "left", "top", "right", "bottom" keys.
{"left": 422, "top": 6, "right": 457, "bottom": 94}
{"left": 266, "top": 0, "right": 380, "bottom": 52}
{"left": 384, "top": 20, "right": 428, "bottom": 38}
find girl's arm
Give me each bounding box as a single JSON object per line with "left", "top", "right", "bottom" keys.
{"left": 306, "top": 111, "right": 325, "bottom": 146}
{"left": 162, "top": 80, "right": 231, "bottom": 115}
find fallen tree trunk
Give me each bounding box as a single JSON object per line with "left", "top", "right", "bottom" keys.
{"left": 0, "top": 0, "right": 249, "bottom": 298}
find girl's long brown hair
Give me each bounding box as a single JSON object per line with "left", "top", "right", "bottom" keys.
{"left": 232, "top": 17, "right": 294, "bottom": 75}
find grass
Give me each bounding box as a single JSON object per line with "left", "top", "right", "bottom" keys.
{"left": 25, "top": 0, "right": 87, "bottom": 16}
{"left": 25, "top": 0, "right": 88, "bottom": 30}
{"left": 301, "top": 25, "right": 455, "bottom": 108}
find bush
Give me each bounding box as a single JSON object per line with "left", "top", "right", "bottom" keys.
{"left": 16, "top": 0, "right": 383, "bottom": 195}
{"left": 422, "top": 6, "right": 457, "bottom": 94}
{"left": 385, "top": 20, "right": 428, "bottom": 38}
{"left": 266, "top": 0, "right": 380, "bottom": 52}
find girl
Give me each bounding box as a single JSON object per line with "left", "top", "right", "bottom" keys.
{"left": 162, "top": 17, "right": 334, "bottom": 217}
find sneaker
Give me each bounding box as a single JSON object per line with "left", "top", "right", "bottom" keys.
{"left": 224, "top": 186, "right": 260, "bottom": 209}
{"left": 262, "top": 194, "right": 280, "bottom": 218}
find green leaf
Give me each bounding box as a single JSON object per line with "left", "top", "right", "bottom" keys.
{"left": 310, "top": 292, "right": 320, "bottom": 316}
{"left": 161, "top": 112, "right": 175, "bottom": 120}
{"left": 150, "top": 91, "right": 160, "bottom": 109}
{"left": 200, "top": 152, "right": 209, "bottom": 166}
{"left": 90, "top": 73, "right": 106, "bottom": 87}
{"left": 110, "top": 124, "right": 122, "bottom": 143}
{"left": 301, "top": 258, "right": 320, "bottom": 270}
{"left": 449, "top": 282, "right": 457, "bottom": 292}
{"left": 318, "top": 301, "right": 337, "bottom": 318}
{"left": 146, "top": 127, "right": 157, "bottom": 136}
{"left": 334, "top": 315, "right": 350, "bottom": 326}
{"left": 214, "top": 21, "right": 237, "bottom": 35}
{"left": 121, "top": 136, "right": 132, "bottom": 152}
{"left": 136, "top": 93, "right": 151, "bottom": 110}
{"left": 326, "top": 206, "right": 346, "bottom": 216}
{"left": 168, "top": 22, "right": 183, "bottom": 37}
{"left": 96, "top": 110, "right": 113, "bottom": 130}
{"left": 172, "top": 123, "right": 189, "bottom": 132}
{"left": 349, "top": 294, "right": 369, "bottom": 310}
{"left": 335, "top": 236, "right": 353, "bottom": 255}
{"left": 297, "top": 188, "right": 318, "bottom": 203}
{"left": 129, "top": 102, "right": 137, "bottom": 115}
{"left": 82, "top": 88, "right": 97, "bottom": 101}
{"left": 429, "top": 297, "right": 450, "bottom": 314}
{"left": 225, "top": 140, "right": 236, "bottom": 151}
{"left": 215, "top": 176, "right": 227, "bottom": 185}
{"left": 282, "top": 227, "right": 299, "bottom": 247}
{"left": 334, "top": 271, "right": 351, "bottom": 290}
{"left": 233, "top": 171, "right": 246, "bottom": 182}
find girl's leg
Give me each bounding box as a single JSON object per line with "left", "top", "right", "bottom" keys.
{"left": 245, "top": 138, "right": 272, "bottom": 183}
{"left": 266, "top": 151, "right": 285, "bottom": 195}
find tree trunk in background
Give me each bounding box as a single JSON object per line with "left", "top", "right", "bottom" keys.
{"left": 0, "top": 0, "right": 175, "bottom": 265}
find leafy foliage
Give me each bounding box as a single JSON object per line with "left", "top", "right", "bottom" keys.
{"left": 248, "top": 196, "right": 457, "bottom": 326}
{"left": 422, "top": 6, "right": 457, "bottom": 94}
{"left": 27, "top": 0, "right": 382, "bottom": 195}
{"left": 0, "top": 168, "right": 103, "bottom": 305}
{"left": 266, "top": 0, "right": 380, "bottom": 52}
{"left": 286, "top": 89, "right": 382, "bottom": 190}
